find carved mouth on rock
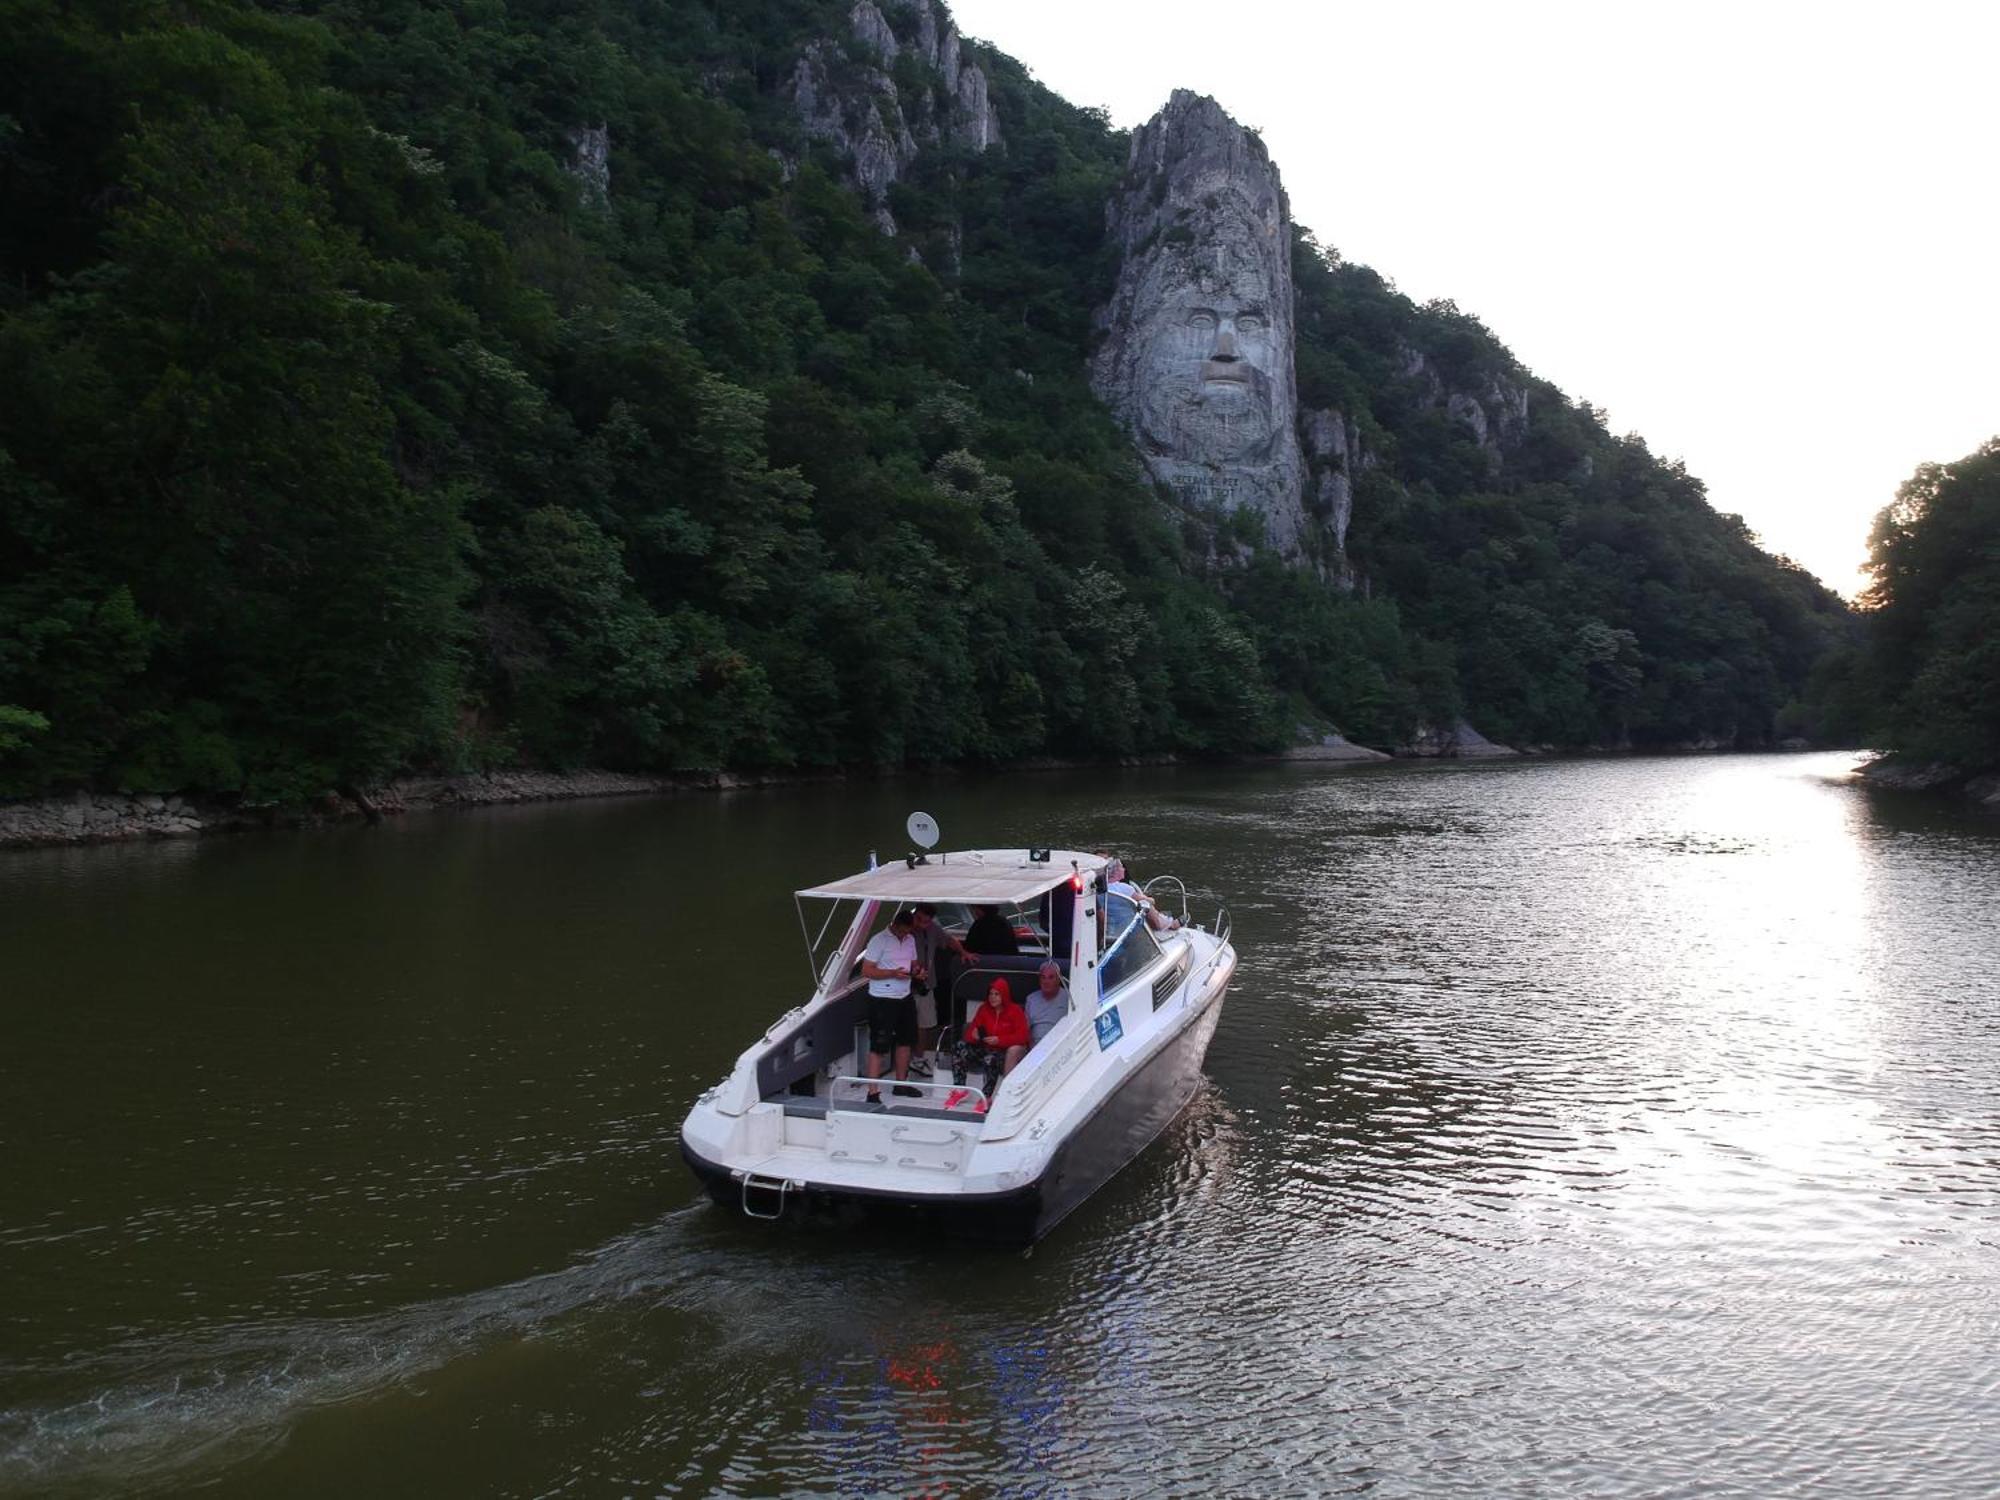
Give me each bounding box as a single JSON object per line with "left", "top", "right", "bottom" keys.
{"left": 1202, "top": 361, "right": 1249, "bottom": 384}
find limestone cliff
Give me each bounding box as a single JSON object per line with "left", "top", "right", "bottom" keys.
{"left": 1397, "top": 342, "right": 1530, "bottom": 464}
{"left": 788, "top": 0, "right": 1002, "bottom": 238}
{"left": 1091, "top": 92, "right": 1315, "bottom": 562}
{"left": 1299, "top": 405, "right": 1369, "bottom": 559}
{"left": 565, "top": 124, "right": 610, "bottom": 206}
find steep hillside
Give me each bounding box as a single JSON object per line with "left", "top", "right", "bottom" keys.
{"left": 0, "top": 0, "right": 1852, "bottom": 801}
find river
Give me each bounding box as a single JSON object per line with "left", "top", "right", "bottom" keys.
{"left": 2, "top": 751, "right": 1997, "bottom": 1497}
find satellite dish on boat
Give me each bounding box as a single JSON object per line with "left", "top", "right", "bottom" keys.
{"left": 906, "top": 811, "right": 940, "bottom": 850}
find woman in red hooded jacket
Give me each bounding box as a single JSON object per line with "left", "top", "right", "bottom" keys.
{"left": 953, "top": 977, "right": 1029, "bottom": 1093}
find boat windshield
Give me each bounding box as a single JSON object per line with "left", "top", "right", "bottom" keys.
{"left": 1098, "top": 896, "right": 1161, "bottom": 996}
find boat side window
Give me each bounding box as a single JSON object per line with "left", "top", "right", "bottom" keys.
{"left": 1099, "top": 910, "right": 1162, "bottom": 996}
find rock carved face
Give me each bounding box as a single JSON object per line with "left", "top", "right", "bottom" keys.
{"left": 1090, "top": 95, "right": 1309, "bottom": 551}
{"left": 1136, "top": 291, "right": 1279, "bottom": 463}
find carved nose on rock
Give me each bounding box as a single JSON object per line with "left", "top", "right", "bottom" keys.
{"left": 1212, "top": 327, "right": 1239, "bottom": 359}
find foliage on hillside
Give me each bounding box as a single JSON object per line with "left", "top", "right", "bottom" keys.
{"left": 0, "top": 0, "right": 1851, "bottom": 800}
{"left": 1828, "top": 440, "right": 2000, "bottom": 771}
{"left": 1289, "top": 248, "right": 1850, "bottom": 749}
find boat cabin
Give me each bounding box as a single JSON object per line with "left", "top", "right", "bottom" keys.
{"left": 704, "top": 849, "right": 1188, "bottom": 1134}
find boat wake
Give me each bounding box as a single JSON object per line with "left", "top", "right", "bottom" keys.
{"left": 0, "top": 1207, "right": 709, "bottom": 1497}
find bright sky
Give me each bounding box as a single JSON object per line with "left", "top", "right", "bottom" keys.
{"left": 948, "top": 0, "right": 2000, "bottom": 597}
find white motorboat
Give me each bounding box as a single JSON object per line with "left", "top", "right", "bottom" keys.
{"left": 679, "top": 840, "right": 1235, "bottom": 1244}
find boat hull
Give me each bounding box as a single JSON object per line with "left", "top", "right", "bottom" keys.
{"left": 1030, "top": 978, "right": 1225, "bottom": 1239}
{"left": 681, "top": 1138, "right": 1047, "bottom": 1244}
{"left": 681, "top": 975, "right": 1228, "bottom": 1246}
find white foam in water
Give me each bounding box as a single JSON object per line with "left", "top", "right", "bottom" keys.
{"left": 0, "top": 1209, "right": 708, "bottom": 1496}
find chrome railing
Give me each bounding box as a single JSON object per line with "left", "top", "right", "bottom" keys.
{"left": 1144, "top": 875, "right": 1229, "bottom": 943}
{"left": 1142, "top": 874, "right": 1190, "bottom": 923}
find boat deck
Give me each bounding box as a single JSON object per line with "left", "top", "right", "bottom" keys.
{"left": 768, "top": 1048, "right": 999, "bottom": 1124}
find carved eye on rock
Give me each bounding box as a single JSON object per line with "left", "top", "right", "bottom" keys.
{"left": 1187, "top": 312, "right": 1216, "bottom": 331}
{"left": 1236, "top": 315, "right": 1264, "bottom": 333}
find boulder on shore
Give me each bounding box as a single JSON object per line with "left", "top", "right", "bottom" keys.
{"left": 1857, "top": 754, "right": 2000, "bottom": 812}
{"left": 1400, "top": 721, "right": 1518, "bottom": 759}
{"left": 1282, "top": 731, "right": 1391, "bottom": 762}
{"left": 1857, "top": 756, "right": 1969, "bottom": 793}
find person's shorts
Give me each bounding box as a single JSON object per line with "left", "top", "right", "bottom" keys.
{"left": 913, "top": 984, "right": 937, "bottom": 1030}
{"left": 868, "top": 994, "right": 918, "bottom": 1052}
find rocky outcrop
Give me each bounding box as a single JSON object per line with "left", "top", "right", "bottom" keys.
{"left": 851, "top": 0, "right": 898, "bottom": 57}
{"left": 1400, "top": 721, "right": 1519, "bottom": 758}
{"left": 0, "top": 790, "right": 209, "bottom": 846}
{"left": 1092, "top": 92, "right": 1315, "bottom": 562}
{"left": 565, "top": 124, "right": 610, "bottom": 205}
{"left": 1858, "top": 755, "right": 2000, "bottom": 812}
{"left": 790, "top": 40, "right": 917, "bottom": 234}
{"left": 0, "top": 771, "right": 783, "bottom": 850}
{"left": 950, "top": 53, "right": 1000, "bottom": 150}
{"left": 1858, "top": 756, "right": 1964, "bottom": 792}
{"left": 1282, "top": 730, "right": 1392, "bottom": 762}
{"left": 787, "top": 0, "right": 1002, "bottom": 237}
{"left": 1397, "top": 344, "right": 1530, "bottom": 461}
{"left": 1299, "top": 405, "right": 1369, "bottom": 559}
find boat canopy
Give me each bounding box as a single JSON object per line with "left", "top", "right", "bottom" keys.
{"left": 794, "top": 849, "right": 1107, "bottom": 906}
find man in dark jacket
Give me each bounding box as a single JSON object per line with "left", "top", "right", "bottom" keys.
{"left": 964, "top": 903, "right": 1020, "bottom": 956}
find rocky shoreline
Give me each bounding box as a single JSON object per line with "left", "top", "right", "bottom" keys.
{"left": 1855, "top": 755, "right": 2000, "bottom": 813}
{"left": 0, "top": 758, "right": 1191, "bottom": 851}
{"left": 2, "top": 741, "right": 1885, "bottom": 851}
{"left": 0, "top": 769, "right": 780, "bottom": 851}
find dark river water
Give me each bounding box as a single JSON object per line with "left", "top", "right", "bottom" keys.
{"left": 4, "top": 752, "right": 1998, "bottom": 1497}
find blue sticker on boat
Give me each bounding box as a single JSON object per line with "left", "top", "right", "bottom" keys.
{"left": 1094, "top": 1006, "right": 1123, "bottom": 1050}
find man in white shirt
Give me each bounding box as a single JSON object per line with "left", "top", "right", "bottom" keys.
{"left": 1106, "top": 857, "right": 1180, "bottom": 932}
{"left": 861, "top": 908, "right": 922, "bottom": 1101}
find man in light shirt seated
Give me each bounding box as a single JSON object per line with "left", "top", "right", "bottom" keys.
{"left": 1105, "top": 857, "right": 1180, "bottom": 933}
{"left": 1025, "top": 960, "right": 1070, "bottom": 1046}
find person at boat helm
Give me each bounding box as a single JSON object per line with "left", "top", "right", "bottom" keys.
{"left": 908, "top": 903, "right": 974, "bottom": 1079}
{"left": 1106, "top": 858, "right": 1181, "bottom": 933}
{"left": 964, "top": 903, "right": 1020, "bottom": 956}
{"left": 860, "top": 908, "right": 924, "bottom": 1102}
{"left": 954, "top": 976, "right": 1030, "bottom": 1095}
{"left": 1025, "top": 960, "right": 1070, "bottom": 1046}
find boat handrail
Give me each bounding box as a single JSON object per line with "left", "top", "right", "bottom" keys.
{"left": 1142, "top": 874, "right": 1190, "bottom": 922}
{"left": 761, "top": 1005, "right": 807, "bottom": 1043}
{"left": 1143, "top": 874, "right": 1230, "bottom": 942}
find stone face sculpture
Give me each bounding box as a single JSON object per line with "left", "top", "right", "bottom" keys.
{"left": 1092, "top": 91, "right": 1311, "bottom": 557}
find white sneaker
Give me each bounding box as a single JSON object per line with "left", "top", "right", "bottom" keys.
{"left": 908, "top": 1056, "right": 934, "bottom": 1078}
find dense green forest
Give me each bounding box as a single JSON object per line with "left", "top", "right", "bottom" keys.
{"left": 0, "top": 0, "right": 1854, "bottom": 802}
{"left": 1816, "top": 439, "right": 2000, "bottom": 775}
